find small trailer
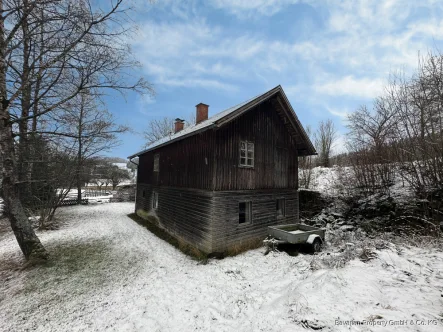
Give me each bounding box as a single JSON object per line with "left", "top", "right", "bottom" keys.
{"left": 266, "top": 224, "right": 326, "bottom": 252}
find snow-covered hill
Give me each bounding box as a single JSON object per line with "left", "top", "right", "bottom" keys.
{"left": 300, "top": 165, "right": 414, "bottom": 200}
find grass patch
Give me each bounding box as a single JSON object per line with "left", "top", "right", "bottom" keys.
{"left": 21, "top": 240, "right": 113, "bottom": 296}
{"left": 0, "top": 239, "right": 117, "bottom": 315}
{"left": 128, "top": 213, "right": 208, "bottom": 261}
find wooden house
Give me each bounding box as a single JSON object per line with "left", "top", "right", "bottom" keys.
{"left": 129, "top": 85, "right": 316, "bottom": 254}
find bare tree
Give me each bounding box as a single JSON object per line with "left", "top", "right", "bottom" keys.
{"left": 143, "top": 117, "right": 175, "bottom": 147}
{"left": 107, "top": 165, "right": 131, "bottom": 190}
{"left": 32, "top": 141, "right": 78, "bottom": 228}
{"left": 347, "top": 99, "right": 397, "bottom": 151}
{"left": 315, "top": 119, "right": 337, "bottom": 167}
{"left": 347, "top": 97, "right": 397, "bottom": 193}
{"left": 52, "top": 91, "right": 128, "bottom": 204}
{"left": 387, "top": 53, "right": 443, "bottom": 195}
{"left": 0, "top": 0, "right": 153, "bottom": 260}
{"left": 143, "top": 114, "right": 196, "bottom": 147}
{"left": 298, "top": 125, "right": 315, "bottom": 188}
{"left": 346, "top": 51, "right": 443, "bottom": 198}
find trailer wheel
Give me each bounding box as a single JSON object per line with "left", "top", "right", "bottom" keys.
{"left": 312, "top": 238, "right": 322, "bottom": 253}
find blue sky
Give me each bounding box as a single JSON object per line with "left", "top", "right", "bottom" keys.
{"left": 108, "top": 0, "right": 443, "bottom": 159}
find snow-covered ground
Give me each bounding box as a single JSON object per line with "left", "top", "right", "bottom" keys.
{"left": 304, "top": 165, "right": 414, "bottom": 200}
{"left": 0, "top": 203, "right": 442, "bottom": 331}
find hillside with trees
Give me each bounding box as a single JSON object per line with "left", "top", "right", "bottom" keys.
{"left": 298, "top": 52, "right": 443, "bottom": 239}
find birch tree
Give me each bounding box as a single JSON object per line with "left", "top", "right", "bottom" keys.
{"left": 0, "top": 0, "right": 153, "bottom": 260}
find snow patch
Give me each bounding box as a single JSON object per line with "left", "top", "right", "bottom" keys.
{"left": 0, "top": 203, "right": 442, "bottom": 331}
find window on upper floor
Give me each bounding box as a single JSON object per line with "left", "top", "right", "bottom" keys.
{"left": 153, "top": 154, "right": 160, "bottom": 172}
{"left": 240, "top": 141, "right": 254, "bottom": 167}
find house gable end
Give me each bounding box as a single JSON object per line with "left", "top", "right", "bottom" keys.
{"left": 214, "top": 87, "right": 315, "bottom": 156}
{"left": 213, "top": 98, "right": 299, "bottom": 190}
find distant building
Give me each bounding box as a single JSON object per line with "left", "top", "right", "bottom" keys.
{"left": 129, "top": 85, "right": 316, "bottom": 254}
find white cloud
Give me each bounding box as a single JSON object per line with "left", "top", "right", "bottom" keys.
{"left": 332, "top": 133, "right": 348, "bottom": 155}
{"left": 315, "top": 76, "right": 385, "bottom": 99}
{"left": 157, "top": 77, "right": 238, "bottom": 92}
{"left": 131, "top": 0, "right": 443, "bottom": 103}
{"left": 327, "top": 107, "right": 349, "bottom": 119}
{"left": 209, "top": 0, "right": 304, "bottom": 18}
{"left": 132, "top": 20, "right": 240, "bottom": 91}
{"left": 135, "top": 94, "right": 156, "bottom": 115}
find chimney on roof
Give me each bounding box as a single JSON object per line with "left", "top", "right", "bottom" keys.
{"left": 174, "top": 118, "right": 184, "bottom": 133}
{"left": 196, "top": 103, "right": 209, "bottom": 124}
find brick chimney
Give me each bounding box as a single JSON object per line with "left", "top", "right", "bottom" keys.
{"left": 196, "top": 103, "right": 209, "bottom": 124}
{"left": 174, "top": 118, "right": 184, "bottom": 133}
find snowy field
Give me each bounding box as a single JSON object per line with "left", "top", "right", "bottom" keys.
{"left": 0, "top": 202, "right": 442, "bottom": 332}
{"left": 305, "top": 166, "right": 414, "bottom": 200}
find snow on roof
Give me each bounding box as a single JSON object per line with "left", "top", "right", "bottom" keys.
{"left": 128, "top": 87, "right": 278, "bottom": 159}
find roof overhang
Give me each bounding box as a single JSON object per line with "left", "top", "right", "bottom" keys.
{"left": 128, "top": 85, "right": 316, "bottom": 159}
{"left": 128, "top": 124, "right": 216, "bottom": 159}
{"left": 213, "top": 86, "right": 316, "bottom": 156}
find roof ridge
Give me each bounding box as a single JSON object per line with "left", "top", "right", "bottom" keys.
{"left": 128, "top": 85, "right": 289, "bottom": 159}
{"left": 186, "top": 86, "right": 280, "bottom": 131}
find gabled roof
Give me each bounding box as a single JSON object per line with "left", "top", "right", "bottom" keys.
{"left": 129, "top": 85, "right": 316, "bottom": 159}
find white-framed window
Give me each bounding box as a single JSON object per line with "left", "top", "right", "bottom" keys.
{"left": 153, "top": 154, "right": 160, "bottom": 172}
{"left": 152, "top": 191, "right": 158, "bottom": 209}
{"left": 240, "top": 141, "right": 254, "bottom": 167}
{"left": 276, "top": 199, "right": 286, "bottom": 217}
{"left": 239, "top": 201, "right": 252, "bottom": 224}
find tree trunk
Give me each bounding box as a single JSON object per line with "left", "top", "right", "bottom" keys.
{"left": 18, "top": 0, "right": 33, "bottom": 203}
{"left": 76, "top": 95, "right": 84, "bottom": 205}
{"left": 77, "top": 171, "right": 82, "bottom": 204}
{"left": 0, "top": 115, "right": 48, "bottom": 260}
{"left": 76, "top": 148, "right": 82, "bottom": 204}
{"left": 0, "top": 1, "right": 48, "bottom": 260}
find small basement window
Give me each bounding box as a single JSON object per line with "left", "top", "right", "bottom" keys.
{"left": 276, "top": 199, "right": 286, "bottom": 217}
{"left": 239, "top": 141, "right": 254, "bottom": 167}
{"left": 239, "top": 201, "right": 252, "bottom": 224}
{"left": 152, "top": 191, "right": 158, "bottom": 209}
{"left": 154, "top": 154, "right": 160, "bottom": 172}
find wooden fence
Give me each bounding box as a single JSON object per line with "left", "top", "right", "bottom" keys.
{"left": 58, "top": 198, "right": 89, "bottom": 206}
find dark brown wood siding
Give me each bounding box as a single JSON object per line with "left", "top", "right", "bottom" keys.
{"left": 214, "top": 99, "right": 299, "bottom": 190}
{"left": 136, "top": 185, "right": 299, "bottom": 253}
{"left": 211, "top": 189, "right": 299, "bottom": 252}
{"left": 136, "top": 184, "right": 214, "bottom": 252}
{"left": 137, "top": 130, "right": 216, "bottom": 190}
{"left": 134, "top": 95, "right": 303, "bottom": 253}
